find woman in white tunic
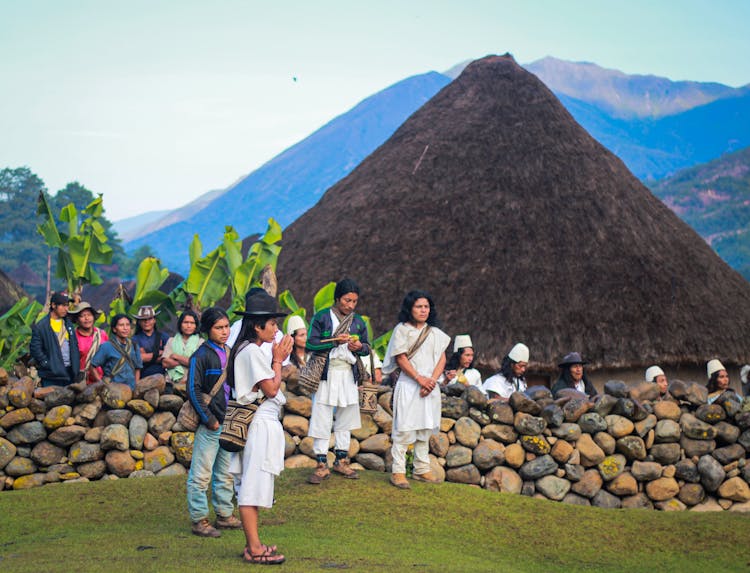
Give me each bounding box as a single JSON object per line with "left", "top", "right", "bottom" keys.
{"left": 383, "top": 290, "right": 450, "bottom": 489}
{"left": 227, "top": 290, "right": 293, "bottom": 565}
{"left": 483, "top": 343, "right": 530, "bottom": 401}
{"left": 443, "top": 334, "right": 483, "bottom": 390}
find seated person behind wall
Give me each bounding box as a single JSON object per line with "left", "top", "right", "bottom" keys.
{"left": 92, "top": 314, "right": 143, "bottom": 389}
{"left": 282, "top": 315, "right": 309, "bottom": 393}
{"left": 443, "top": 334, "right": 482, "bottom": 389}
{"left": 645, "top": 365, "right": 670, "bottom": 400}
{"left": 162, "top": 310, "right": 203, "bottom": 392}
{"left": 482, "top": 343, "right": 529, "bottom": 400}
{"left": 706, "top": 359, "right": 739, "bottom": 404}
{"left": 551, "top": 352, "right": 597, "bottom": 398}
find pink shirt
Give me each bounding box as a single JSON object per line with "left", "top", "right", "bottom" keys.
{"left": 76, "top": 328, "right": 109, "bottom": 383}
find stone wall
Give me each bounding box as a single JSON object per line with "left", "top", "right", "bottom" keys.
{"left": 2, "top": 368, "right": 750, "bottom": 511}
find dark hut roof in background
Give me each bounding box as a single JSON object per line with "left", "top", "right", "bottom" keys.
{"left": 277, "top": 55, "right": 750, "bottom": 371}
{"left": 0, "top": 269, "right": 28, "bottom": 315}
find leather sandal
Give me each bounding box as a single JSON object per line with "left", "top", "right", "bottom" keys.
{"left": 332, "top": 459, "right": 359, "bottom": 479}
{"left": 307, "top": 462, "right": 330, "bottom": 484}
{"left": 243, "top": 545, "right": 285, "bottom": 565}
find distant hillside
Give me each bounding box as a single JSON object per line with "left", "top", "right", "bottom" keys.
{"left": 525, "top": 56, "right": 743, "bottom": 119}
{"left": 650, "top": 146, "right": 750, "bottom": 281}
{"left": 113, "top": 209, "right": 171, "bottom": 241}
{"left": 125, "top": 72, "right": 451, "bottom": 273}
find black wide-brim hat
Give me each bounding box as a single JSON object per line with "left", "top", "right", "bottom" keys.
{"left": 237, "top": 290, "right": 288, "bottom": 318}
{"left": 558, "top": 352, "right": 589, "bottom": 367}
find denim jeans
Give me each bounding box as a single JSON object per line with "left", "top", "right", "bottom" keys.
{"left": 186, "top": 424, "right": 235, "bottom": 522}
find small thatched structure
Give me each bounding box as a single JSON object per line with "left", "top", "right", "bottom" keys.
{"left": 277, "top": 55, "right": 750, "bottom": 372}
{"left": 0, "top": 269, "right": 28, "bottom": 315}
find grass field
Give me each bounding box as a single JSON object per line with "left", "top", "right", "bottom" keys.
{"left": 1, "top": 469, "right": 748, "bottom": 572}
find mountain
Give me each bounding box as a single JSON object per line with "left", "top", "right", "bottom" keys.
{"left": 125, "top": 72, "right": 451, "bottom": 273}
{"left": 525, "top": 56, "right": 743, "bottom": 119}
{"left": 650, "top": 146, "right": 750, "bottom": 281}
{"left": 277, "top": 55, "right": 750, "bottom": 371}
{"left": 113, "top": 209, "right": 172, "bottom": 242}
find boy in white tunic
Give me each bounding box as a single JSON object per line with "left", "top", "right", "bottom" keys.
{"left": 305, "top": 278, "right": 371, "bottom": 484}
{"left": 383, "top": 290, "right": 450, "bottom": 489}
{"left": 227, "top": 290, "right": 292, "bottom": 565}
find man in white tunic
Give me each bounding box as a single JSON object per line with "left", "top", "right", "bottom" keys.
{"left": 305, "top": 279, "right": 371, "bottom": 484}
{"left": 383, "top": 290, "right": 450, "bottom": 489}
{"left": 483, "top": 342, "right": 530, "bottom": 400}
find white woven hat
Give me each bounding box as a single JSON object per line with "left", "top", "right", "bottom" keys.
{"left": 508, "top": 342, "right": 529, "bottom": 363}
{"left": 707, "top": 359, "right": 726, "bottom": 379}
{"left": 453, "top": 334, "right": 473, "bottom": 352}
{"left": 740, "top": 364, "right": 750, "bottom": 385}
{"left": 645, "top": 365, "right": 664, "bottom": 383}
{"left": 286, "top": 315, "right": 307, "bottom": 335}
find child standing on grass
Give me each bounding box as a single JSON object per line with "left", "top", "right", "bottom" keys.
{"left": 227, "top": 290, "right": 293, "bottom": 565}
{"left": 185, "top": 307, "right": 241, "bottom": 538}
{"left": 383, "top": 290, "right": 450, "bottom": 490}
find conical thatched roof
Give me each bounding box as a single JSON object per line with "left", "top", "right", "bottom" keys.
{"left": 0, "top": 269, "right": 28, "bottom": 314}
{"left": 277, "top": 55, "right": 750, "bottom": 371}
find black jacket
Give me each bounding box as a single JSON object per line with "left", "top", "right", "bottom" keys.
{"left": 30, "top": 314, "right": 80, "bottom": 385}
{"left": 187, "top": 341, "right": 228, "bottom": 427}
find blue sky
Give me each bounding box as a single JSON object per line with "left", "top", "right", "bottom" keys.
{"left": 1, "top": 0, "right": 749, "bottom": 220}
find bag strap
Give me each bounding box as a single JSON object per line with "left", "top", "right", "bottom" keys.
{"left": 407, "top": 325, "right": 431, "bottom": 360}
{"left": 208, "top": 371, "right": 227, "bottom": 398}
{"left": 110, "top": 339, "right": 137, "bottom": 371}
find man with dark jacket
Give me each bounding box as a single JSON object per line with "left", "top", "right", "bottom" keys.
{"left": 30, "top": 292, "right": 80, "bottom": 387}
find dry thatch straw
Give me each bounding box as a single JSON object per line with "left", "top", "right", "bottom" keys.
{"left": 277, "top": 54, "right": 750, "bottom": 372}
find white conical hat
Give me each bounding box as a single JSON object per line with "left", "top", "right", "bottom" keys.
{"left": 707, "top": 358, "right": 725, "bottom": 379}
{"left": 741, "top": 365, "right": 750, "bottom": 385}
{"left": 645, "top": 365, "right": 664, "bottom": 383}
{"left": 453, "top": 334, "right": 473, "bottom": 352}
{"left": 508, "top": 342, "right": 529, "bottom": 363}
{"left": 286, "top": 315, "right": 307, "bottom": 335}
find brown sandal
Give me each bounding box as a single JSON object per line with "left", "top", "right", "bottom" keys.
{"left": 243, "top": 546, "right": 285, "bottom": 565}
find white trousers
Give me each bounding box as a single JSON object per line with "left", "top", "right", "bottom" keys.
{"left": 391, "top": 429, "right": 432, "bottom": 475}
{"left": 309, "top": 401, "right": 361, "bottom": 456}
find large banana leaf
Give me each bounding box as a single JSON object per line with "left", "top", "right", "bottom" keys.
{"left": 313, "top": 282, "right": 336, "bottom": 314}
{"left": 36, "top": 191, "right": 64, "bottom": 247}
{"left": 185, "top": 242, "right": 231, "bottom": 310}
{"left": 0, "top": 297, "right": 43, "bottom": 369}
{"left": 229, "top": 219, "right": 283, "bottom": 314}
{"left": 372, "top": 329, "right": 393, "bottom": 361}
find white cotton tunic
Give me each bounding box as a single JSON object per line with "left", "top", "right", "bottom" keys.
{"left": 483, "top": 373, "right": 527, "bottom": 399}
{"left": 229, "top": 343, "right": 286, "bottom": 509}
{"left": 313, "top": 310, "right": 359, "bottom": 408}
{"left": 459, "top": 368, "right": 484, "bottom": 390}
{"left": 383, "top": 323, "right": 450, "bottom": 433}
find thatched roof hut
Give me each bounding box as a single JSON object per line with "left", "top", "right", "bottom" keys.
{"left": 277, "top": 55, "right": 750, "bottom": 372}
{"left": 0, "top": 269, "right": 28, "bottom": 315}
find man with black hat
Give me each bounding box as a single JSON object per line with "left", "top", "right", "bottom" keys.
{"left": 30, "top": 292, "right": 80, "bottom": 387}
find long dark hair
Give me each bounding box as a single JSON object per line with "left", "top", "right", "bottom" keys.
{"left": 555, "top": 364, "right": 592, "bottom": 389}
{"left": 497, "top": 355, "right": 525, "bottom": 383}
{"left": 199, "top": 307, "right": 228, "bottom": 336}
{"left": 446, "top": 347, "right": 474, "bottom": 371}
{"left": 226, "top": 315, "right": 272, "bottom": 389}
{"left": 707, "top": 371, "right": 724, "bottom": 393}
{"left": 176, "top": 309, "right": 200, "bottom": 337}
{"left": 397, "top": 290, "right": 441, "bottom": 327}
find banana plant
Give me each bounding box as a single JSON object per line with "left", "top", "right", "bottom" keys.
{"left": 228, "top": 219, "right": 282, "bottom": 316}
{"left": 313, "top": 282, "right": 336, "bottom": 314}
{"left": 181, "top": 228, "right": 234, "bottom": 312}
{"left": 0, "top": 297, "right": 44, "bottom": 370}
{"left": 278, "top": 289, "right": 306, "bottom": 333}
{"left": 108, "top": 257, "right": 174, "bottom": 322}
{"left": 36, "top": 192, "right": 113, "bottom": 300}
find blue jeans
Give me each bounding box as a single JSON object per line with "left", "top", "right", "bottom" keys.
{"left": 186, "top": 424, "right": 235, "bottom": 522}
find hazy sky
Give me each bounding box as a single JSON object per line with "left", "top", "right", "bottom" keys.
{"left": 2, "top": 0, "right": 749, "bottom": 221}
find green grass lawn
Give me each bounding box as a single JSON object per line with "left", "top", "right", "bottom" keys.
{"left": 1, "top": 469, "right": 747, "bottom": 572}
